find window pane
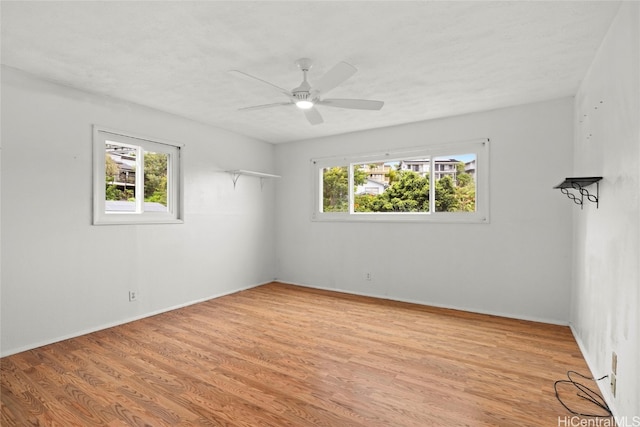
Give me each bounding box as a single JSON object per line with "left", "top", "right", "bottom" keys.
{"left": 105, "top": 143, "right": 136, "bottom": 212}
{"left": 434, "top": 154, "right": 476, "bottom": 212}
{"left": 322, "top": 166, "right": 349, "bottom": 212}
{"left": 143, "top": 151, "right": 169, "bottom": 212}
{"left": 354, "top": 160, "right": 430, "bottom": 212}
{"left": 353, "top": 163, "right": 376, "bottom": 212}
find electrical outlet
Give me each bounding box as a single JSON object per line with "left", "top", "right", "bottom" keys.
{"left": 611, "top": 372, "right": 616, "bottom": 397}
{"left": 364, "top": 272, "right": 372, "bottom": 281}
{"left": 129, "top": 291, "right": 138, "bottom": 302}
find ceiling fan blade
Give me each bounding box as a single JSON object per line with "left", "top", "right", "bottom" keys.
{"left": 318, "top": 98, "right": 384, "bottom": 110}
{"left": 313, "top": 62, "right": 357, "bottom": 94}
{"left": 303, "top": 107, "right": 323, "bottom": 125}
{"left": 239, "top": 102, "right": 293, "bottom": 111}
{"left": 229, "top": 70, "right": 291, "bottom": 97}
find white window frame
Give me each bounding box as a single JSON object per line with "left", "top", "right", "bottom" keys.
{"left": 311, "top": 138, "right": 489, "bottom": 223}
{"left": 93, "top": 126, "right": 184, "bottom": 225}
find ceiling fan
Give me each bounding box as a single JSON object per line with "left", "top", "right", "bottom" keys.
{"left": 230, "top": 58, "right": 384, "bottom": 125}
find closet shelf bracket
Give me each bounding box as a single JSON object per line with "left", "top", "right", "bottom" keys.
{"left": 553, "top": 177, "right": 602, "bottom": 209}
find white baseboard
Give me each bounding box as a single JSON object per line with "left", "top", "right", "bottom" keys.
{"left": 275, "top": 279, "right": 570, "bottom": 326}
{"left": 0, "top": 281, "right": 270, "bottom": 358}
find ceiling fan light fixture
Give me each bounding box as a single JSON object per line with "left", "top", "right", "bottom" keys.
{"left": 296, "top": 100, "right": 314, "bottom": 109}
{"left": 293, "top": 90, "right": 314, "bottom": 109}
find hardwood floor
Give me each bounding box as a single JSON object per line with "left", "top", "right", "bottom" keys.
{"left": 1, "top": 282, "right": 608, "bottom": 426}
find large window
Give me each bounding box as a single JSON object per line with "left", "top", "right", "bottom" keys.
{"left": 312, "top": 139, "right": 489, "bottom": 223}
{"left": 93, "top": 127, "right": 183, "bottom": 225}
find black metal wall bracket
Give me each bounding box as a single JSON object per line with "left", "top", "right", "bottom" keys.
{"left": 554, "top": 177, "right": 602, "bottom": 209}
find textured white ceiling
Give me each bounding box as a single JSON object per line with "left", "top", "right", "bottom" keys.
{"left": 1, "top": 1, "right": 620, "bottom": 144}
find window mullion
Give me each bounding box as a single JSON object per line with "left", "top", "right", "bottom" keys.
{"left": 135, "top": 146, "right": 144, "bottom": 213}
{"left": 349, "top": 163, "right": 355, "bottom": 214}
{"left": 166, "top": 153, "right": 172, "bottom": 212}
{"left": 429, "top": 157, "right": 435, "bottom": 214}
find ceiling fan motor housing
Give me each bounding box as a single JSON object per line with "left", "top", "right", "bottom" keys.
{"left": 292, "top": 90, "right": 312, "bottom": 102}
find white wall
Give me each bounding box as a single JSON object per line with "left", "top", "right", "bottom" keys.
{"left": 275, "top": 98, "right": 574, "bottom": 324}
{"left": 571, "top": 2, "right": 639, "bottom": 419}
{"left": 0, "top": 67, "right": 277, "bottom": 356}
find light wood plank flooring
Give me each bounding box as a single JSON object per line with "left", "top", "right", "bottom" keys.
{"left": 2, "top": 282, "right": 608, "bottom": 426}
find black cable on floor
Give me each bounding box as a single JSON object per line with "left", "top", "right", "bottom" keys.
{"left": 554, "top": 370, "right": 612, "bottom": 417}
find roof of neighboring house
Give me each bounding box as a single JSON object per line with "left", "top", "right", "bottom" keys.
{"left": 363, "top": 178, "right": 387, "bottom": 187}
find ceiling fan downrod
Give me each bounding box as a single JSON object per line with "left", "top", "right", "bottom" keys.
{"left": 293, "top": 58, "right": 314, "bottom": 108}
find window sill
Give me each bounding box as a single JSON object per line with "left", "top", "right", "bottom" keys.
{"left": 93, "top": 215, "right": 184, "bottom": 226}
{"left": 311, "top": 212, "right": 489, "bottom": 224}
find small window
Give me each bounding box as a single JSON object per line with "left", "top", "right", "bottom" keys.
{"left": 93, "top": 127, "right": 183, "bottom": 225}
{"left": 312, "top": 139, "right": 489, "bottom": 223}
